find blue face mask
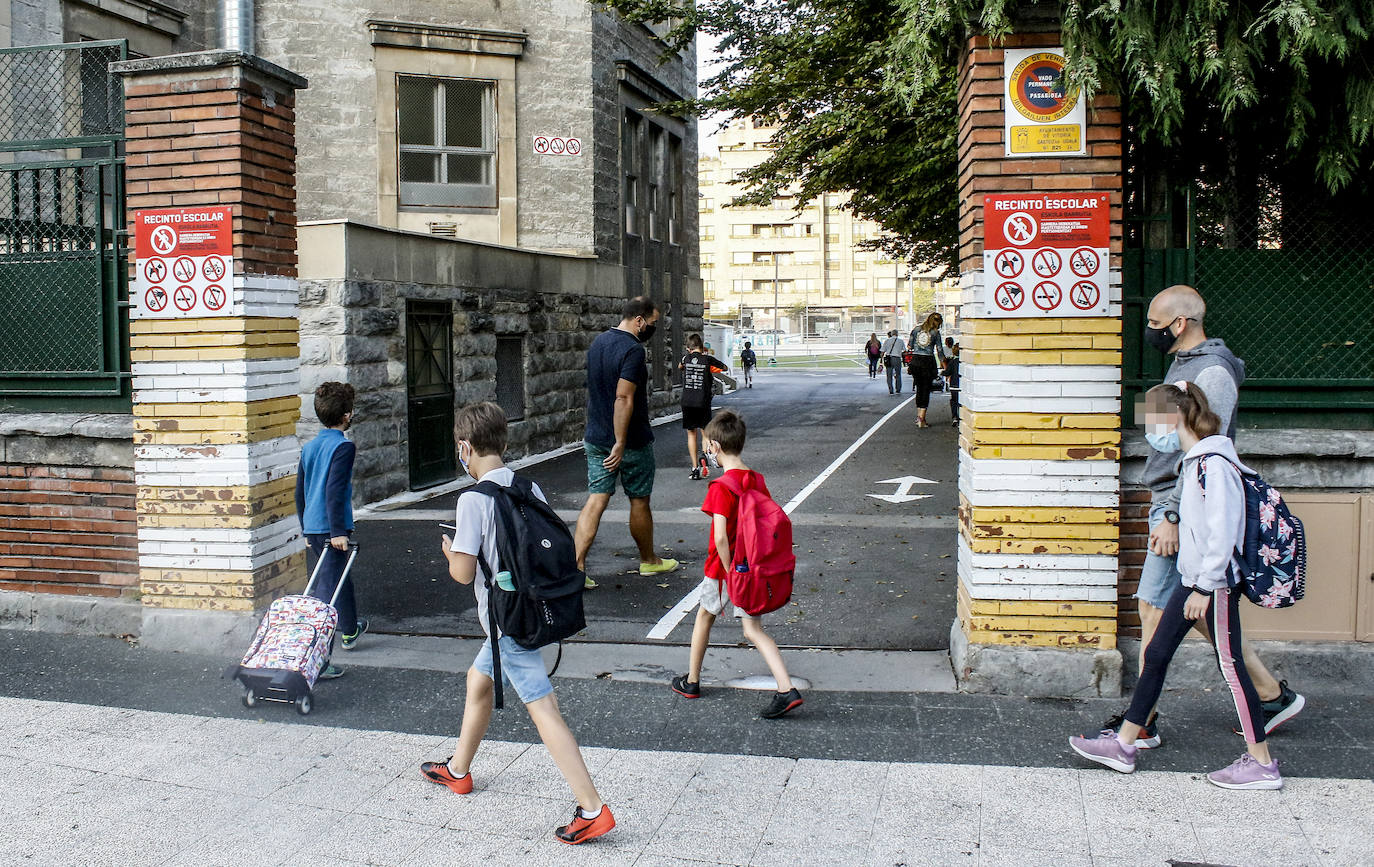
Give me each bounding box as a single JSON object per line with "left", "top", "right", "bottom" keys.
{"left": 1145, "top": 429, "right": 1181, "bottom": 453}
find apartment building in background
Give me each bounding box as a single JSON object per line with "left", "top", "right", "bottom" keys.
{"left": 699, "top": 116, "right": 950, "bottom": 336}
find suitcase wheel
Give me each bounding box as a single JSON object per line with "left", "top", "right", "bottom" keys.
{"left": 295, "top": 694, "right": 313, "bottom": 715}
{"left": 242, "top": 688, "right": 257, "bottom": 709}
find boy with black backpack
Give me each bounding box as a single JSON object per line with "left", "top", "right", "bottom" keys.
{"left": 670, "top": 409, "right": 803, "bottom": 719}
{"left": 422, "top": 402, "right": 615, "bottom": 845}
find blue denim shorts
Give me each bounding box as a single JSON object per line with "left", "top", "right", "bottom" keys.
{"left": 472, "top": 635, "right": 553, "bottom": 704}
{"left": 1135, "top": 501, "right": 1183, "bottom": 610}
{"left": 584, "top": 440, "right": 656, "bottom": 499}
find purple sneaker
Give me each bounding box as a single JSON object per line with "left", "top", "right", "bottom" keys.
{"left": 1206, "top": 753, "right": 1283, "bottom": 790}
{"left": 1068, "top": 731, "right": 1137, "bottom": 774}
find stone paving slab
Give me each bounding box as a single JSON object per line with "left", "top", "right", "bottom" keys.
{"left": 2, "top": 696, "right": 1370, "bottom": 867}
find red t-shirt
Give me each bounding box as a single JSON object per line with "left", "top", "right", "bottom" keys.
{"left": 701, "top": 468, "right": 771, "bottom": 583}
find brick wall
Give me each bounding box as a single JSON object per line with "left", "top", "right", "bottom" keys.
{"left": 0, "top": 423, "right": 138, "bottom": 599}
{"left": 123, "top": 60, "right": 300, "bottom": 277}
{"left": 1116, "top": 487, "right": 1150, "bottom": 638}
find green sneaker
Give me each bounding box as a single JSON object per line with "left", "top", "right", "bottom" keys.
{"left": 341, "top": 617, "right": 369, "bottom": 650}
{"left": 584, "top": 575, "right": 599, "bottom": 589}
{"left": 318, "top": 664, "right": 345, "bottom": 680}
{"left": 639, "top": 558, "right": 680, "bottom": 577}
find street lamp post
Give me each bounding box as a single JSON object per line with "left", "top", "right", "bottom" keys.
{"left": 772, "top": 252, "right": 779, "bottom": 360}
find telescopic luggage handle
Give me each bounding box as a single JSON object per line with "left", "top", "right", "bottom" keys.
{"left": 302, "top": 542, "right": 359, "bottom": 608}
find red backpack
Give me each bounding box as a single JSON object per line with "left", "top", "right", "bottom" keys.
{"left": 714, "top": 472, "right": 795, "bottom": 616}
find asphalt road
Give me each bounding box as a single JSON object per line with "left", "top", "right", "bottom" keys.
{"left": 350, "top": 367, "right": 962, "bottom": 650}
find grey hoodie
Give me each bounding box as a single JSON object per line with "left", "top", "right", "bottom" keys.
{"left": 1141, "top": 338, "right": 1248, "bottom": 508}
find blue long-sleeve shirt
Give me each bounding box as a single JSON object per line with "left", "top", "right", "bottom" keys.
{"left": 295, "top": 428, "right": 356, "bottom": 537}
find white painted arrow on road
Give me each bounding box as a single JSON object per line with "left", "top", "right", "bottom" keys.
{"left": 868, "top": 475, "right": 937, "bottom": 504}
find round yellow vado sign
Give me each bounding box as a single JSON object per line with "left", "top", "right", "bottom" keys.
{"left": 1007, "top": 52, "right": 1080, "bottom": 123}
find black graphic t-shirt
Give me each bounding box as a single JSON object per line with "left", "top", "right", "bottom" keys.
{"left": 680, "top": 351, "right": 726, "bottom": 409}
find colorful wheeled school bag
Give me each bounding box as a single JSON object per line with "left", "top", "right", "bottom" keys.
{"left": 231, "top": 544, "right": 358, "bottom": 715}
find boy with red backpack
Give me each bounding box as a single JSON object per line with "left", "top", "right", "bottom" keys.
{"left": 670, "top": 409, "right": 803, "bottom": 719}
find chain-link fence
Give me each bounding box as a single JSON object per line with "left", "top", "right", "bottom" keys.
{"left": 0, "top": 41, "right": 127, "bottom": 399}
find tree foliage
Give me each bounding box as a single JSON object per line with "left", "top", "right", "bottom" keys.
{"left": 605, "top": 1, "right": 1374, "bottom": 270}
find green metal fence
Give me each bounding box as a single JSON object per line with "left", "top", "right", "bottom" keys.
{"left": 0, "top": 41, "right": 130, "bottom": 408}
{"left": 1124, "top": 176, "right": 1374, "bottom": 429}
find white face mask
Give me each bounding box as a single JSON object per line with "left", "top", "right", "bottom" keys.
{"left": 458, "top": 441, "right": 472, "bottom": 477}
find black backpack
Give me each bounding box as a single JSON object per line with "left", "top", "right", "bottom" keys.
{"left": 473, "top": 476, "right": 587, "bottom": 707}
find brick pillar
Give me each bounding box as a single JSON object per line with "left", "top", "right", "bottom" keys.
{"left": 949, "top": 32, "right": 1126, "bottom": 696}
{"left": 112, "top": 52, "right": 309, "bottom": 650}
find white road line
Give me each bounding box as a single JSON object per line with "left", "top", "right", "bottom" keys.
{"left": 780, "top": 395, "right": 916, "bottom": 515}
{"left": 646, "top": 394, "right": 916, "bottom": 640}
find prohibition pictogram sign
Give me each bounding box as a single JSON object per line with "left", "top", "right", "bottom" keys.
{"left": 1031, "top": 248, "right": 1062, "bottom": 278}
{"left": 1032, "top": 281, "right": 1063, "bottom": 312}
{"left": 534, "top": 136, "right": 551, "bottom": 154}
{"left": 993, "top": 249, "right": 1024, "bottom": 279}
{"left": 1070, "top": 281, "right": 1101, "bottom": 310}
{"left": 201, "top": 256, "right": 226, "bottom": 281}
{"left": 172, "top": 257, "right": 197, "bottom": 283}
{"left": 995, "top": 281, "right": 1025, "bottom": 311}
{"left": 144, "top": 286, "right": 168, "bottom": 312}
{"left": 173, "top": 285, "right": 197, "bottom": 312}
{"left": 143, "top": 258, "right": 167, "bottom": 284}
{"left": 149, "top": 225, "right": 178, "bottom": 255}
{"left": 202, "top": 284, "right": 226, "bottom": 311}
{"left": 552, "top": 137, "right": 567, "bottom": 155}
{"left": 565, "top": 138, "right": 582, "bottom": 155}
{"left": 1002, "top": 212, "right": 1038, "bottom": 246}
{"left": 1069, "top": 247, "right": 1100, "bottom": 277}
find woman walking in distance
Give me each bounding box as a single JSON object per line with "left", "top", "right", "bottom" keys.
{"left": 908, "top": 313, "right": 948, "bottom": 428}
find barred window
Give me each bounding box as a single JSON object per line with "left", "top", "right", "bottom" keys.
{"left": 397, "top": 76, "right": 496, "bottom": 208}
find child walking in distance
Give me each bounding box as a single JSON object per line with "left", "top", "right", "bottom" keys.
{"left": 423, "top": 402, "right": 615, "bottom": 845}
{"left": 670, "top": 409, "right": 803, "bottom": 719}
{"left": 1070, "top": 383, "right": 1282, "bottom": 790}
{"left": 739, "top": 341, "right": 757, "bottom": 388}
{"left": 295, "top": 382, "right": 366, "bottom": 678}
{"left": 681, "top": 333, "right": 730, "bottom": 480}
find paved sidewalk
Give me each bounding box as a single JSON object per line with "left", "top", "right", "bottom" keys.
{"left": 3, "top": 696, "right": 1370, "bottom": 867}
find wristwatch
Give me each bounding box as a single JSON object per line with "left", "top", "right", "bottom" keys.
{"left": 1163, "top": 510, "right": 1180, "bottom": 525}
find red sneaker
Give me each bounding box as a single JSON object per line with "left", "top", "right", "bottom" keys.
{"left": 420, "top": 759, "right": 473, "bottom": 794}
{"left": 555, "top": 804, "right": 616, "bottom": 844}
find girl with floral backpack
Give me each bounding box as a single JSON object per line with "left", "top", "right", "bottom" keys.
{"left": 1070, "top": 382, "right": 1284, "bottom": 789}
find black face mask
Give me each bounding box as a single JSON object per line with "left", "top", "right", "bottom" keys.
{"left": 637, "top": 323, "right": 657, "bottom": 343}
{"left": 1144, "top": 322, "right": 1177, "bottom": 354}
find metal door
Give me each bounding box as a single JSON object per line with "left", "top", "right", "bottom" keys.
{"left": 406, "top": 300, "right": 455, "bottom": 489}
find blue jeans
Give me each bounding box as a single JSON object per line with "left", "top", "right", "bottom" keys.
{"left": 1135, "top": 502, "right": 1183, "bottom": 610}
{"left": 306, "top": 535, "right": 358, "bottom": 636}
{"left": 473, "top": 635, "right": 554, "bottom": 704}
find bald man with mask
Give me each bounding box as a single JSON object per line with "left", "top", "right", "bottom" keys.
{"left": 1097, "top": 285, "right": 1305, "bottom": 748}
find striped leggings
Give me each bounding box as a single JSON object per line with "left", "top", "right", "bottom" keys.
{"left": 1125, "top": 581, "right": 1266, "bottom": 744}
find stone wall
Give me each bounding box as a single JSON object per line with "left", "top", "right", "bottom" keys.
{"left": 297, "top": 221, "right": 694, "bottom": 506}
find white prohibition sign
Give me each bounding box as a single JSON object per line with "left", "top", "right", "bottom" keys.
{"left": 550, "top": 137, "right": 566, "bottom": 155}
{"left": 533, "top": 135, "right": 550, "bottom": 154}
{"left": 1031, "top": 248, "right": 1062, "bottom": 278}
{"left": 143, "top": 258, "right": 167, "bottom": 283}
{"left": 1003, "top": 211, "right": 1038, "bottom": 246}
{"left": 993, "top": 249, "right": 1024, "bottom": 279}
{"left": 565, "top": 137, "right": 582, "bottom": 155}
{"left": 172, "top": 256, "right": 196, "bottom": 283}
{"left": 1070, "top": 280, "right": 1101, "bottom": 310}
{"left": 144, "top": 286, "right": 168, "bottom": 312}
{"left": 995, "top": 281, "right": 1025, "bottom": 311}
{"left": 1069, "top": 247, "right": 1100, "bottom": 277}
{"left": 150, "top": 225, "right": 177, "bottom": 255}
{"left": 1032, "top": 281, "right": 1063, "bottom": 312}
{"left": 172, "top": 285, "right": 197, "bottom": 312}
{"left": 201, "top": 256, "right": 226, "bottom": 281}
{"left": 202, "top": 283, "right": 227, "bottom": 311}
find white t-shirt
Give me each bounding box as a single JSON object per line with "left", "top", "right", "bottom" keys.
{"left": 449, "top": 467, "right": 547, "bottom": 637}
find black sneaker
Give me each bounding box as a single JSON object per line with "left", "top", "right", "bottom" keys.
{"left": 688, "top": 468, "right": 701, "bottom": 481}
{"left": 761, "top": 688, "right": 803, "bottom": 719}
{"left": 1254, "top": 680, "right": 1305, "bottom": 735}
{"left": 341, "top": 617, "right": 369, "bottom": 650}
{"left": 1096, "top": 711, "right": 1161, "bottom": 749}
{"left": 671, "top": 674, "right": 700, "bottom": 699}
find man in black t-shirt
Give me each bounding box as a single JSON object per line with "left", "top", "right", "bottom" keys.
{"left": 679, "top": 333, "right": 730, "bottom": 480}
{"left": 573, "top": 296, "right": 680, "bottom": 588}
